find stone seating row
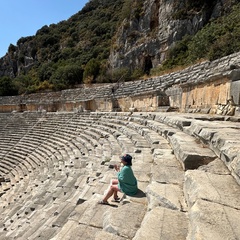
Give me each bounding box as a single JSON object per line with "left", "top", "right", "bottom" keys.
{"left": 145, "top": 113, "right": 240, "bottom": 184}
{"left": 136, "top": 113, "right": 240, "bottom": 239}
{"left": 0, "top": 114, "right": 121, "bottom": 197}
{"left": 0, "top": 112, "right": 239, "bottom": 239}
{"left": 0, "top": 114, "right": 96, "bottom": 178}
{"left": 0, "top": 111, "right": 227, "bottom": 176}
{"left": 0, "top": 109, "right": 219, "bottom": 202}
{"left": 50, "top": 119, "right": 170, "bottom": 239}
{"left": 87, "top": 112, "right": 240, "bottom": 239}
{"left": 89, "top": 113, "right": 217, "bottom": 170}
{"left": 0, "top": 165, "right": 94, "bottom": 239}
{"left": 80, "top": 114, "right": 151, "bottom": 152}
{"left": 47, "top": 111, "right": 214, "bottom": 239}
{"left": 0, "top": 112, "right": 149, "bottom": 238}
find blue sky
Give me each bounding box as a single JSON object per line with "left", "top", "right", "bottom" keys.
{"left": 0, "top": 0, "right": 89, "bottom": 58}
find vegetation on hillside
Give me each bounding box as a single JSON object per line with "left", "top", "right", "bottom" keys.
{"left": 0, "top": 0, "right": 125, "bottom": 96}
{"left": 151, "top": 3, "right": 240, "bottom": 75}
{"left": 1, "top": 1, "right": 240, "bottom": 96}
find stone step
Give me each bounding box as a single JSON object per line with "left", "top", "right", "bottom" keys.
{"left": 184, "top": 162, "right": 240, "bottom": 239}
{"left": 0, "top": 112, "right": 239, "bottom": 240}
{"left": 168, "top": 132, "right": 217, "bottom": 170}
{"left": 133, "top": 206, "right": 188, "bottom": 240}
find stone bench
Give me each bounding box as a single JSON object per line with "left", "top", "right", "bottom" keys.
{"left": 143, "top": 112, "right": 240, "bottom": 183}
{"left": 0, "top": 112, "right": 240, "bottom": 239}
{"left": 184, "top": 159, "right": 240, "bottom": 239}
{"left": 91, "top": 115, "right": 151, "bottom": 153}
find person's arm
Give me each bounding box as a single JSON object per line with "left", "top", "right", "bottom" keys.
{"left": 118, "top": 166, "right": 127, "bottom": 182}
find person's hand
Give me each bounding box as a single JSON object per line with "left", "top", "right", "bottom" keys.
{"left": 114, "top": 164, "right": 120, "bottom": 172}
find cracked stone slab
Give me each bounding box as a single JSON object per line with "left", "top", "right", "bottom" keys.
{"left": 198, "top": 158, "right": 231, "bottom": 175}
{"left": 103, "top": 202, "right": 146, "bottom": 239}
{"left": 151, "top": 164, "right": 184, "bottom": 185}
{"left": 133, "top": 206, "right": 188, "bottom": 240}
{"left": 184, "top": 170, "right": 240, "bottom": 209}
{"left": 187, "top": 199, "right": 240, "bottom": 240}
{"left": 169, "top": 132, "right": 217, "bottom": 169}
{"left": 210, "top": 129, "right": 240, "bottom": 157}
{"left": 50, "top": 220, "right": 100, "bottom": 240}
{"left": 229, "top": 153, "right": 240, "bottom": 185}
{"left": 95, "top": 230, "right": 126, "bottom": 240}
{"left": 146, "top": 181, "right": 187, "bottom": 212}
{"left": 72, "top": 194, "right": 108, "bottom": 228}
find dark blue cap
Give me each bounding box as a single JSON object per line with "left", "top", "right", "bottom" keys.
{"left": 120, "top": 154, "right": 132, "bottom": 165}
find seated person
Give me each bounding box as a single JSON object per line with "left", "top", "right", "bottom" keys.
{"left": 98, "top": 154, "right": 138, "bottom": 204}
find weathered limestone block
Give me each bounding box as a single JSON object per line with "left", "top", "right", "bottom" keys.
{"left": 153, "top": 148, "right": 175, "bottom": 161}
{"left": 133, "top": 207, "right": 188, "bottom": 240}
{"left": 187, "top": 199, "right": 240, "bottom": 240}
{"left": 146, "top": 181, "right": 187, "bottom": 212}
{"left": 95, "top": 231, "right": 126, "bottom": 240}
{"left": 133, "top": 161, "right": 151, "bottom": 182}
{"left": 51, "top": 204, "right": 76, "bottom": 228}
{"left": 161, "top": 116, "right": 191, "bottom": 130}
{"left": 152, "top": 148, "right": 184, "bottom": 184}
{"left": 209, "top": 129, "right": 240, "bottom": 181}
{"left": 220, "top": 142, "right": 240, "bottom": 164}
{"left": 230, "top": 79, "right": 240, "bottom": 109}
{"left": 50, "top": 220, "right": 100, "bottom": 240}
{"left": 103, "top": 202, "right": 146, "bottom": 239}
{"left": 194, "top": 126, "right": 219, "bottom": 144}
{"left": 168, "top": 132, "right": 216, "bottom": 169}
{"left": 198, "top": 158, "right": 231, "bottom": 175}
{"left": 70, "top": 194, "right": 108, "bottom": 228}
{"left": 184, "top": 170, "right": 240, "bottom": 209}
{"left": 229, "top": 153, "right": 240, "bottom": 185}
{"left": 151, "top": 159, "right": 184, "bottom": 185}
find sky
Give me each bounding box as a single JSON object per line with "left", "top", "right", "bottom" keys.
{"left": 0, "top": 0, "right": 89, "bottom": 58}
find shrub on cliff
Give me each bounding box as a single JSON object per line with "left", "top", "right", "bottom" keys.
{"left": 50, "top": 64, "right": 83, "bottom": 90}
{"left": 156, "top": 3, "right": 240, "bottom": 74}
{"left": 0, "top": 77, "right": 18, "bottom": 96}
{"left": 0, "top": 0, "right": 124, "bottom": 96}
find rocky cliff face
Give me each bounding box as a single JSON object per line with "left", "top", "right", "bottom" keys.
{"left": 0, "top": 0, "right": 237, "bottom": 80}
{"left": 109, "top": 0, "right": 236, "bottom": 73}
{"left": 0, "top": 38, "right": 36, "bottom": 78}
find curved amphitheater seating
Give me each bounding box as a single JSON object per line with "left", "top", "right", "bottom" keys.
{"left": 0, "top": 111, "right": 239, "bottom": 239}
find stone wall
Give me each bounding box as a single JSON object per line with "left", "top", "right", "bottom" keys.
{"left": 0, "top": 52, "right": 240, "bottom": 114}
{"left": 231, "top": 79, "right": 240, "bottom": 105}
{"left": 181, "top": 77, "right": 231, "bottom": 114}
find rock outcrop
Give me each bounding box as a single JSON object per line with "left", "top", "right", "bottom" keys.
{"left": 109, "top": 0, "right": 237, "bottom": 71}
{"left": 0, "top": 0, "right": 238, "bottom": 79}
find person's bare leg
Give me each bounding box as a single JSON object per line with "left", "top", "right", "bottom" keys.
{"left": 113, "top": 190, "right": 118, "bottom": 199}
{"left": 102, "top": 185, "right": 119, "bottom": 202}
{"left": 112, "top": 179, "right": 118, "bottom": 185}
{"left": 111, "top": 179, "right": 119, "bottom": 199}
{"left": 102, "top": 188, "right": 114, "bottom": 202}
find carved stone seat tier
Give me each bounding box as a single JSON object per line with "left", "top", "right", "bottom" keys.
{"left": 0, "top": 112, "right": 239, "bottom": 239}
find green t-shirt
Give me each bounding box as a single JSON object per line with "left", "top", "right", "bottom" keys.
{"left": 117, "top": 165, "right": 138, "bottom": 196}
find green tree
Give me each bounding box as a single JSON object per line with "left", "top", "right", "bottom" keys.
{"left": 83, "top": 59, "right": 100, "bottom": 83}
{"left": 13, "top": 75, "right": 37, "bottom": 94}
{"left": 0, "top": 76, "right": 17, "bottom": 96}
{"left": 38, "top": 62, "right": 55, "bottom": 81}
{"left": 50, "top": 64, "right": 83, "bottom": 90}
